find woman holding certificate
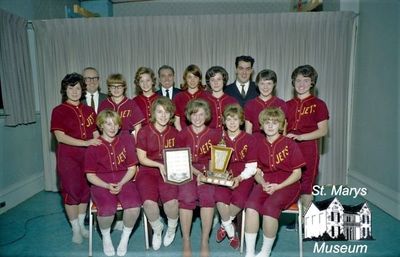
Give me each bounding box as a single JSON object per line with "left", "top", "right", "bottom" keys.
{"left": 136, "top": 97, "right": 179, "bottom": 251}
{"left": 176, "top": 99, "right": 222, "bottom": 257}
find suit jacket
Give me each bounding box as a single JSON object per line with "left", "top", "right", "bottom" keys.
{"left": 156, "top": 87, "right": 182, "bottom": 100}
{"left": 224, "top": 81, "right": 259, "bottom": 107}
{"left": 82, "top": 92, "right": 108, "bottom": 113}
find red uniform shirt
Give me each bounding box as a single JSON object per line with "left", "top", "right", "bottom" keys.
{"left": 173, "top": 90, "right": 207, "bottom": 129}
{"left": 176, "top": 126, "right": 222, "bottom": 170}
{"left": 136, "top": 123, "right": 178, "bottom": 162}
{"left": 286, "top": 95, "right": 329, "bottom": 134}
{"left": 98, "top": 97, "right": 144, "bottom": 134}
{"left": 255, "top": 134, "right": 306, "bottom": 183}
{"left": 224, "top": 131, "right": 257, "bottom": 176}
{"left": 132, "top": 94, "right": 159, "bottom": 126}
{"left": 85, "top": 134, "right": 138, "bottom": 181}
{"left": 51, "top": 102, "right": 97, "bottom": 141}
{"left": 244, "top": 96, "right": 287, "bottom": 134}
{"left": 204, "top": 93, "right": 238, "bottom": 129}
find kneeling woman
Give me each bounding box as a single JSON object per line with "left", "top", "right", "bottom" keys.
{"left": 85, "top": 110, "right": 141, "bottom": 257}
{"left": 244, "top": 107, "right": 305, "bottom": 257}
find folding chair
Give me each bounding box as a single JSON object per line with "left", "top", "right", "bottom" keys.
{"left": 88, "top": 200, "right": 150, "bottom": 257}
{"left": 282, "top": 200, "right": 303, "bottom": 257}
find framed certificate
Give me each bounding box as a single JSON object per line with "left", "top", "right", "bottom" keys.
{"left": 163, "top": 147, "right": 192, "bottom": 185}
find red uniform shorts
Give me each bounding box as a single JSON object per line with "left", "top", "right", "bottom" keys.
{"left": 91, "top": 180, "right": 141, "bottom": 217}
{"left": 245, "top": 182, "right": 300, "bottom": 219}
{"left": 215, "top": 178, "right": 254, "bottom": 209}
{"left": 136, "top": 167, "right": 178, "bottom": 203}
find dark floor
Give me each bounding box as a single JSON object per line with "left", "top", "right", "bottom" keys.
{"left": 0, "top": 190, "right": 399, "bottom": 257}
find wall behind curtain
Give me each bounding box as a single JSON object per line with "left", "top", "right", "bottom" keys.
{"left": 33, "top": 12, "right": 355, "bottom": 191}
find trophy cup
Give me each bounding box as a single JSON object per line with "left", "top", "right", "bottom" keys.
{"left": 200, "top": 137, "right": 234, "bottom": 187}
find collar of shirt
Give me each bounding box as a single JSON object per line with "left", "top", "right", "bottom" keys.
{"left": 85, "top": 91, "right": 99, "bottom": 110}
{"left": 235, "top": 81, "right": 250, "bottom": 93}
{"left": 162, "top": 87, "right": 173, "bottom": 98}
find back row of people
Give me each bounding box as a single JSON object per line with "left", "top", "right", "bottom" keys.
{"left": 51, "top": 60, "right": 329, "bottom": 257}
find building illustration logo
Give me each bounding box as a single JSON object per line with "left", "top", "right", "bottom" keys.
{"left": 304, "top": 197, "right": 373, "bottom": 241}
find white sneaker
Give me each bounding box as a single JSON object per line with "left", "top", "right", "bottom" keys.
{"left": 152, "top": 224, "right": 164, "bottom": 251}
{"left": 163, "top": 227, "right": 176, "bottom": 247}
{"left": 114, "top": 220, "right": 124, "bottom": 231}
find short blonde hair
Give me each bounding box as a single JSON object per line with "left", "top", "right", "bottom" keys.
{"left": 259, "top": 107, "right": 285, "bottom": 133}
{"left": 185, "top": 99, "right": 211, "bottom": 123}
{"left": 150, "top": 97, "right": 176, "bottom": 124}
{"left": 96, "top": 109, "right": 122, "bottom": 130}
{"left": 223, "top": 104, "right": 244, "bottom": 125}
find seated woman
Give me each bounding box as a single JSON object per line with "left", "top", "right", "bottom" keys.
{"left": 215, "top": 104, "right": 257, "bottom": 250}
{"left": 85, "top": 110, "right": 141, "bottom": 257}
{"left": 176, "top": 99, "right": 222, "bottom": 257}
{"left": 136, "top": 97, "right": 179, "bottom": 251}
{"left": 244, "top": 107, "right": 305, "bottom": 257}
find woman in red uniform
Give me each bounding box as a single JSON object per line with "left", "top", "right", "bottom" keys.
{"left": 85, "top": 110, "right": 141, "bottom": 257}
{"left": 215, "top": 104, "right": 257, "bottom": 250}
{"left": 132, "top": 67, "right": 159, "bottom": 126}
{"left": 50, "top": 73, "right": 101, "bottom": 244}
{"left": 244, "top": 69, "right": 287, "bottom": 134}
{"left": 136, "top": 97, "right": 179, "bottom": 251}
{"left": 244, "top": 107, "right": 305, "bottom": 257}
{"left": 177, "top": 99, "right": 222, "bottom": 257}
{"left": 203, "top": 66, "right": 237, "bottom": 130}
{"left": 173, "top": 64, "right": 207, "bottom": 131}
{"left": 98, "top": 73, "right": 144, "bottom": 137}
{"left": 286, "top": 65, "right": 329, "bottom": 216}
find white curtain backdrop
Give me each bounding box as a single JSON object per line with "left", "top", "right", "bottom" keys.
{"left": 33, "top": 12, "right": 356, "bottom": 191}
{"left": 0, "top": 9, "right": 35, "bottom": 126}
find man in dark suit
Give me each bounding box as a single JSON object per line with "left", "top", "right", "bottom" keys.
{"left": 224, "top": 56, "right": 259, "bottom": 107}
{"left": 82, "top": 67, "right": 107, "bottom": 113}
{"left": 156, "top": 65, "right": 181, "bottom": 100}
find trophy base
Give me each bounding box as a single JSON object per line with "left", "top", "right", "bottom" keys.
{"left": 200, "top": 176, "right": 234, "bottom": 187}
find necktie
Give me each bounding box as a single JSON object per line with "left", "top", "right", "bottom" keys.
{"left": 90, "top": 94, "right": 95, "bottom": 109}
{"left": 240, "top": 84, "right": 246, "bottom": 98}
{"left": 166, "top": 89, "right": 170, "bottom": 99}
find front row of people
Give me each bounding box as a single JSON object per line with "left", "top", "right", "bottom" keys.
{"left": 51, "top": 73, "right": 305, "bottom": 257}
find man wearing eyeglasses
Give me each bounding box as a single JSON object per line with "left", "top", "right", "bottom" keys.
{"left": 82, "top": 67, "right": 107, "bottom": 113}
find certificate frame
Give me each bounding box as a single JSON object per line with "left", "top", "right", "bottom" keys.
{"left": 163, "top": 147, "right": 192, "bottom": 185}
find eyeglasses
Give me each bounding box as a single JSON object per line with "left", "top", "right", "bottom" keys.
{"left": 109, "top": 85, "right": 124, "bottom": 90}
{"left": 84, "top": 77, "right": 99, "bottom": 82}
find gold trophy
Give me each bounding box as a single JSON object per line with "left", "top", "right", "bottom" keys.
{"left": 200, "top": 135, "right": 234, "bottom": 187}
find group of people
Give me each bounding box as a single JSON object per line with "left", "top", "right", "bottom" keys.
{"left": 50, "top": 55, "right": 329, "bottom": 257}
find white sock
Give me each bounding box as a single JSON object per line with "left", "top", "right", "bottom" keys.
{"left": 101, "top": 228, "right": 115, "bottom": 256}
{"left": 222, "top": 219, "right": 235, "bottom": 238}
{"left": 70, "top": 219, "right": 83, "bottom": 244}
{"left": 167, "top": 217, "right": 178, "bottom": 230}
{"left": 149, "top": 218, "right": 164, "bottom": 232}
{"left": 244, "top": 232, "right": 257, "bottom": 257}
{"left": 255, "top": 235, "right": 275, "bottom": 257}
{"left": 117, "top": 226, "right": 133, "bottom": 256}
{"left": 78, "top": 213, "right": 89, "bottom": 238}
